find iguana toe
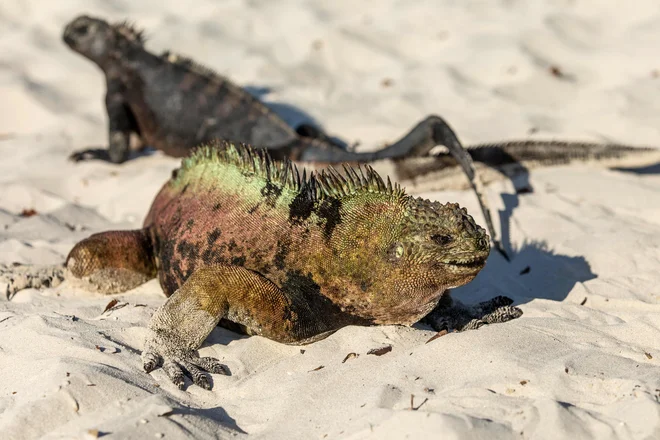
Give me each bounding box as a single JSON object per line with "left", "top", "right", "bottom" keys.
{"left": 180, "top": 360, "right": 212, "bottom": 390}
{"left": 143, "top": 331, "right": 227, "bottom": 390}
{"left": 142, "top": 350, "right": 162, "bottom": 373}
{"left": 482, "top": 305, "right": 523, "bottom": 324}
{"left": 155, "top": 353, "right": 227, "bottom": 390}
{"left": 459, "top": 318, "right": 487, "bottom": 331}
{"left": 194, "top": 356, "right": 231, "bottom": 376}
{"left": 163, "top": 360, "right": 185, "bottom": 390}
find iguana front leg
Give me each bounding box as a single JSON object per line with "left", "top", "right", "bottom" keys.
{"left": 142, "top": 264, "right": 337, "bottom": 390}
{"left": 423, "top": 295, "right": 523, "bottom": 332}
{"left": 70, "top": 78, "right": 138, "bottom": 163}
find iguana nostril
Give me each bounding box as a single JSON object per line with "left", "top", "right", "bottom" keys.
{"left": 431, "top": 234, "right": 453, "bottom": 246}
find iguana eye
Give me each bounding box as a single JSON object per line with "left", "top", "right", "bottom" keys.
{"left": 395, "top": 244, "right": 404, "bottom": 258}
{"left": 74, "top": 24, "right": 90, "bottom": 35}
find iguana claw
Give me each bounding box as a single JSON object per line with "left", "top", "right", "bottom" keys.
{"left": 142, "top": 337, "right": 230, "bottom": 390}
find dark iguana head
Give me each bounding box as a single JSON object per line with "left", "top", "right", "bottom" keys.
{"left": 313, "top": 168, "right": 490, "bottom": 325}
{"left": 63, "top": 15, "right": 144, "bottom": 65}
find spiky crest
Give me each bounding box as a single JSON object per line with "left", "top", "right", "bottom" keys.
{"left": 156, "top": 50, "right": 295, "bottom": 136}
{"left": 178, "top": 141, "right": 406, "bottom": 202}
{"left": 160, "top": 51, "right": 219, "bottom": 78}
{"left": 112, "top": 20, "right": 145, "bottom": 45}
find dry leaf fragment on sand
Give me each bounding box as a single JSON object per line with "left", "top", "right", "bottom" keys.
{"left": 367, "top": 345, "right": 392, "bottom": 356}
{"left": 342, "top": 352, "right": 359, "bottom": 363}
{"left": 410, "top": 394, "right": 428, "bottom": 410}
{"left": 103, "top": 299, "right": 119, "bottom": 313}
{"left": 102, "top": 299, "right": 129, "bottom": 314}
{"left": 426, "top": 329, "right": 448, "bottom": 344}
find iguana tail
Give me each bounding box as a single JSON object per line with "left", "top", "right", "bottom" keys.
{"left": 466, "top": 140, "right": 660, "bottom": 169}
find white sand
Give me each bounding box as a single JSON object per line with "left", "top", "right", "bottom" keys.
{"left": 1, "top": 1, "right": 660, "bottom": 439}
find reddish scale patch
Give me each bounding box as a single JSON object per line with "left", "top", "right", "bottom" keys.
{"left": 144, "top": 181, "right": 329, "bottom": 297}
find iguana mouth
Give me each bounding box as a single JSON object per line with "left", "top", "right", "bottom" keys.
{"left": 440, "top": 255, "right": 487, "bottom": 272}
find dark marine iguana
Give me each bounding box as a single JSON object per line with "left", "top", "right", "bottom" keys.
{"left": 62, "top": 14, "right": 456, "bottom": 166}
{"left": 2, "top": 142, "right": 522, "bottom": 390}
{"left": 61, "top": 13, "right": 660, "bottom": 177}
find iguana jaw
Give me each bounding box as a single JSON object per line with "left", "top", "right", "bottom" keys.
{"left": 438, "top": 253, "right": 488, "bottom": 275}
{"left": 442, "top": 261, "right": 486, "bottom": 276}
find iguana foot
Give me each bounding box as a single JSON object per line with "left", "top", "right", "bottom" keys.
{"left": 0, "top": 263, "right": 66, "bottom": 300}
{"left": 424, "top": 295, "right": 522, "bottom": 332}
{"left": 142, "top": 331, "right": 230, "bottom": 390}
{"left": 459, "top": 305, "right": 522, "bottom": 331}
{"left": 108, "top": 131, "right": 131, "bottom": 163}
{"left": 68, "top": 134, "right": 130, "bottom": 163}
{"left": 68, "top": 147, "right": 112, "bottom": 162}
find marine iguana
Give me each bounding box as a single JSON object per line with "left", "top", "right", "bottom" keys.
{"left": 61, "top": 14, "right": 660, "bottom": 178}
{"left": 3, "top": 142, "right": 523, "bottom": 390}
{"left": 61, "top": 14, "right": 458, "bottom": 166}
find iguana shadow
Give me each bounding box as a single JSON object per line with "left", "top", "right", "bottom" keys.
{"left": 495, "top": 158, "right": 660, "bottom": 259}
{"left": 615, "top": 162, "right": 660, "bottom": 175}
{"left": 450, "top": 239, "right": 596, "bottom": 306}
{"left": 169, "top": 405, "right": 247, "bottom": 435}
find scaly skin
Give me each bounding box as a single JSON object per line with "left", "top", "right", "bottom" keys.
{"left": 61, "top": 142, "right": 522, "bottom": 390}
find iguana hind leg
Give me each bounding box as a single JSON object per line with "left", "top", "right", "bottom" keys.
{"left": 142, "top": 264, "right": 339, "bottom": 390}
{"left": 296, "top": 114, "right": 458, "bottom": 162}
{"left": 66, "top": 229, "right": 157, "bottom": 294}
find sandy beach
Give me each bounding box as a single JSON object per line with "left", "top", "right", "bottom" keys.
{"left": 0, "top": 1, "right": 659, "bottom": 439}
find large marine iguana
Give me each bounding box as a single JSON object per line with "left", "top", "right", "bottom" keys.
{"left": 2, "top": 142, "right": 523, "bottom": 390}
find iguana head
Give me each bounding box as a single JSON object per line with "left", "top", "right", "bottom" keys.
{"left": 63, "top": 15, "right": 144, "bottom": 65}
{"left": 320, "top": 183, "right": 490, "bottom": 325}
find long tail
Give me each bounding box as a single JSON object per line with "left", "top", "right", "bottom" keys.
{"left": 465, "top": 140, "right": 660, "bottom": 169}
{"left": 378, "top": 140, "right": 660, "bottom": 193}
